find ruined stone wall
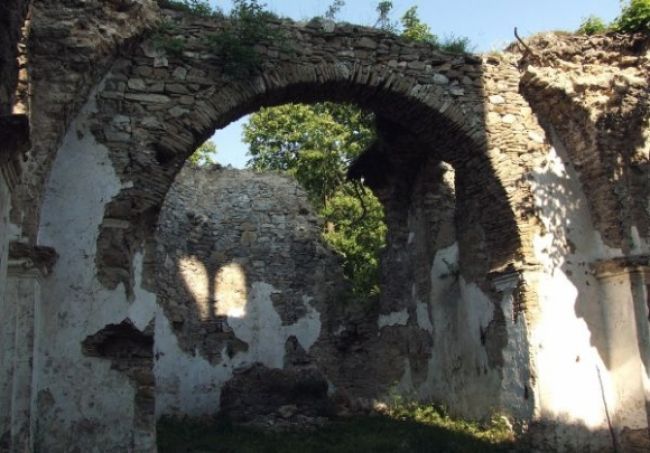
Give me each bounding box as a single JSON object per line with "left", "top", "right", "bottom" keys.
{"left": 155, "top": 165, "right": 346, "bottom": 416}
{"left": 32, "top": 90, "right": 159, "bottom": 452}
{"left": 15, "top": 0, "right": 160, "bottom": 239}
{"left": 0, "top": 0, "right": 30, "bottom": 116}
{"left": 520, "top": 32, "right": 649, "bottom": 253}
{"left": 518, "top": 32, "right": 650, "bottom": 451}
{"left": 0, "top": 2, "right": 646, "bottom": 450}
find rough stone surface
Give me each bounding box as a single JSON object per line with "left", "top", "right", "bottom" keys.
{"left": 219, "top": 363, "right": 332, "bottom": 422}
{"left": 156, "top": 166, "right": 344, "bottom": 364}
{"left": 0, "top": 2, "right": 647, "bottom": 451}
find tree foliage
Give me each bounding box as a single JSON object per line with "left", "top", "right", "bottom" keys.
{"left": 578, "top": 0, "right": 650, "bottom": 34}
{"left": 204, "top": 0, "right": 284, "bottom": 75}
{"left": 577, "top": 15, "right": 608, "bottom": 35}
{"left": 244, "top": 103, "right": 386, "bottom": 302}
{"left": 325, "top": 0, "right": 346, "bottom": 20}
{"left": 188, "top": 140, "right": 217, "bottom": 167}
{"left": 371, "top": 3, "right": 472, "bottom": 52}
{"left": 400, "top": 6, "right": 438, "bottom": 45}
{"left": 375, "top": 1, "right": 397, "bottom": 31}
{"left": 615, "top": 0, "right": 650, "bottom": 32}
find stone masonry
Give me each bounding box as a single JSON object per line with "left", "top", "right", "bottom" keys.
{"left": 0, "top": 0, "right": 647, "bottom": 451}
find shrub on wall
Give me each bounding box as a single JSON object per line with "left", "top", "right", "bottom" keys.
{"left": 614, "top": 0, "right": 650, "bottom": 32}
{"left": 577, "top": 15, "right": 608, "bottom": 35}
{"left": 577, "top": 0, "right": 650, "bottom": 35}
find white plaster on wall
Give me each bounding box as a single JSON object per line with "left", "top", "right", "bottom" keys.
{"left": 418, "top": 241, "right": 504, "bottom": 420}
{"left": 429, "top": 242, "right": 458, "bottom": 304}
{"left": 227, "top": 282, "right": 321, "bottom": 369}
{"left": 416, "top": 302, "right": 433, "bottom": 333}
{"left": 154, "top": 306, "right": 237, "bottom": 417}
{"left": 377, "top": 308, "right": 409, "bottom": 329}
{"left": 528, "top": 134, "right": 648, "bottom": 443}
{"left": 35, "top": 83, "right": 157, "bottom": 450}
{"left": 155, "top": 279, "right": 322, "bottom": 415}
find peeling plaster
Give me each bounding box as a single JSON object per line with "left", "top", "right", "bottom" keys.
{"left": 155, "top": 282, "right": 322, "bottom": 415}
{"left": 227, "top": 282, "right": 321, "bottom": 370}
{"left": 35, "top": 84, "right": 157, "bottom": 450}
{"left": 529, "top": 135, "right": 648, "bottom": 439}
{"left": 416, "top": 302, "right": 433, "bottom": 333}
{"left": 377, "top": 309, "right": 409, "bottom": 329}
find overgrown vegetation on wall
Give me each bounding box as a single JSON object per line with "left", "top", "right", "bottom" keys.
{"left": 157, "top": 0, "right": 284, "bottom": 75}
{"left": 578, "top": 0, "right": 650, "bottom": 35}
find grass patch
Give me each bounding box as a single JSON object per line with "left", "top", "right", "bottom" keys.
{"left": 158, "top": 403, "right": 515, "bottom": 453}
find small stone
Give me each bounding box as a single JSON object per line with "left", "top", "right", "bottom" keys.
{"left": 407, "top": 60, "right": 426, "bottom": 70}
{"left": 489, "top": 94, "right": 505, "bottom": 104}
{"left": 501, "top": 114, "right": 516, "bottom": 124}
{"left": 321, "top": 19, "right": 336, "bottom": 32}
{"left": 277, "top": 405, "right": 297, "bottom": 419}
{"left": 449, "top": 86, "right": 465, "bottom": 96}
{"left": 172, "top": 67, "right": 187, "bottom": 80}
{"left": 432, "top": 73, "right": 449, "bottom": 85}
{"left": 357, "top": 37, "right": 377, "bottom": 49}
{"left": 124, "top": 93, "right": 171, "bottom": 104}
{"left": 154, "top": 56, "right": 168, "bottom": 68}
{"left": 165, "top": 83, "right": 189, "bottom": 94}
{"left": 127, "top": 78, "right": 146, "bottom": 91}
{"left": 168, "top": 106, "right": 189, "bottom": 118}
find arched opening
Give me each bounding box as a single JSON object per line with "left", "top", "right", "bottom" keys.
{"left": 144, "top": 68, "right": 528, "bottom": 427}
{"left": 34, "top": 13, "right": 541, "bottom": 451}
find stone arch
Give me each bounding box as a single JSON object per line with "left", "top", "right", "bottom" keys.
{"left": 92, "top": 30, "right": 525, "bottom": 299}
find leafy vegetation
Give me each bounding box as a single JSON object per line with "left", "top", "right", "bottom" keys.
{"left": 244, "top": 103, "right": 386, "bottom": 303}
{"left": 614, "top": 0, "right": 650, "bottom": 32}
{"left": 151, "top": 20, "right": 186, "bottom": 56}
{"left": 157, "top": 402, "right": 515, "bottom": 452}
{"left": 577, "top": 15, "right": 608, "bottom": 35}
{"left": 375, "top": 1, "right": 397, "bottom": 31}
{"left": 204, "top": 0, "right": 285, "bottom": 75}
{"left": 396, "top": 5, "right": 473, "bottom": 53}
{"left": 157, "top": 0, "right": 219, "bottom": 17}
{"left": 325, "top": 0, "right": 346, "bottom": 20}
{"left": 400, "top": 6, "right": 438, "bottom": 44}
{"left": 577, "top": 0, "right": 650, "bottom": 34}
{"left": 188, "top": 140, "right": 217, "bottom": 167}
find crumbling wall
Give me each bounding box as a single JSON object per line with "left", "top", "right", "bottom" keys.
{"left": 0, "top": 0, "right": 30, "bottom": 116}
{"left": 15, "top": 0, "right": 160, "bottom": 240}
{"left": 33, "top": 87, "right": 159, "bottom": 452}
{"left": 520, "top": 33, "right": 649, "bottom": 252}
{"left": 6, "top": 3, "right": 648, "bottom": 450}
{"left": 155, "top": 166, "right": 346, "bottom": 417}
{"left": 517, "top": 32, "right": 650, "bottom": 451}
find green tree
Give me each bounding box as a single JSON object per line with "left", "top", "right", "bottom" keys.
{"left": 244, "top": 102, "right": 386, "bottom": 302}
{"left": 577, "top": 15, "right": 608, "bottom": 35}
{"left": 614, "top": 0, "right": 650, "bottom": 32}
{"left": 400, "top": 6, "right": 438, "bottom": 45}
{"left": 188, "top": 139, "right": 217, "bottom": 167}
{"left": 398, "top": 6, "right": 472, "bottom": 52}
{"left": 244, "top": 103, "right": 374, "bottom": 207}
{"left": 375, "top": 1, "right": 397, "bottom": 31}
{"left": 325, "top": 0, "right": 346, "bottom": 20}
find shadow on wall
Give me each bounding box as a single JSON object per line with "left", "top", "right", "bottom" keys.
{"left": 526, "top": 67, "right": 650, "bottom": 366}
{"left": 155, "top": 167, "right": 342, "bottom": 369}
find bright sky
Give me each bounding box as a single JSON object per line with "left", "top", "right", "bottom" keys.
{"left": 207, "top": 0, "right": 621, "bottom": 168}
